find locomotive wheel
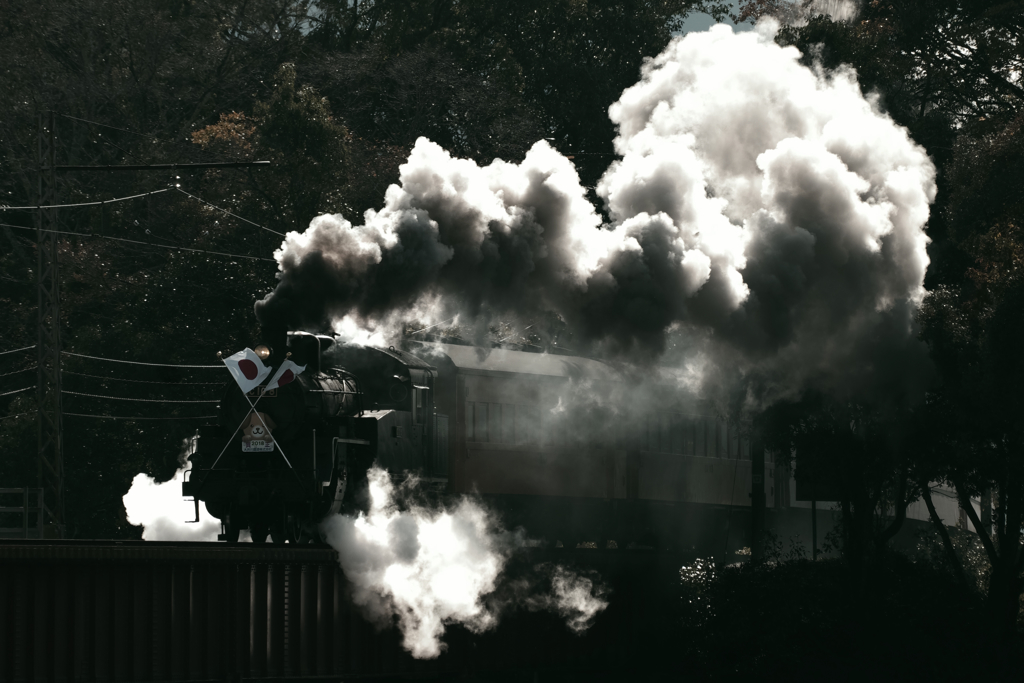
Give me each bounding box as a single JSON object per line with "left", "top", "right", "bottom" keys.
{"left": 284, "top": 515, "right": 301, "bottom": 544}
{"left": 223, "top": 523, "right": 240, "bottom": 543}
{"left": 297, "top": 523, "right": 322, "bottom": 544}
{"left": 560, "top": 534, "right": 581, "bottom": 550}
{"left": 250, "top": 523, "right": 269, "bottom": 544}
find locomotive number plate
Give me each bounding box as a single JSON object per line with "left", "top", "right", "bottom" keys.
{"left": 246, "top": 387, "right": 277, "bottom": 397}
{"left": 243, "top": 439, "right": 274, "bottom": 453}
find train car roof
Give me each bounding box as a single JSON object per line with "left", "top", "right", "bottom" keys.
{"left": 411, "top": 342, "right": 620, "bottom": 380}
{"left": 331, "top": 342, "right": 437, "bottom": 372}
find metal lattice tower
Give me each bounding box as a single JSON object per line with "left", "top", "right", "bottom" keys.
{"left": 36, "top": 111, "right": 64, "bottom": 537}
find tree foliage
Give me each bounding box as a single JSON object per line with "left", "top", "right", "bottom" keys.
{"left": 0, "top": 0, "right": 726, "bottom": 536}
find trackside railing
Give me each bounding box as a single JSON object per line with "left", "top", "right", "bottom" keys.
{"left": 0, "top": 488, "right": 46, "bottom": 538}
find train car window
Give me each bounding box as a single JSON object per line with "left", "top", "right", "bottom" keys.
{"left": 503, "top": 404, "right": 515, "bottom": 444}
{"left": 532, "top": 406, "right": 541, "bottom": 445}
{"left": 475, "top": 402, "right": 489, "bottom": 443}
{"left": 489, "top": 403, "right": 502, "bottom": 444}
{"left": 466, "top": 401, "right": 475, "bottom": 441}
{"left": 514, "top": 405, "right": 525, "bottom": 445}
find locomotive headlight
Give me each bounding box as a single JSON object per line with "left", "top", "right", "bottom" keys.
{"left": 254, "top": 344, "right": 272, "bottom": 360}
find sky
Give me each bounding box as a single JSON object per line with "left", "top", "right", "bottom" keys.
{"left": 679, "top": 1, "right": 753, "bottom": 35}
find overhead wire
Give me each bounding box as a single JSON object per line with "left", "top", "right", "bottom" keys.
{"left": 56, "top": 113, "right": 178, "bottom": 145}
{"left": 64, "top": 412, "right": 217, "bottom": 421}
{"left": 0, "top": 366, "right": 37, "bottom": 379}
{"left": 1, "top": 171, "right": 283, "bottom": 260}
{"left": 0, "top": 187, "right": 172, "bottom": 211}
{"left": 62, "top": 390, "right": 219, "bottom": 404}
{"left": 3, "top": 116, "right": 250, "bottom": 423}
{"left": 62, "top": 351, "right": 223, "bottom": 369}
{"left": 96, "top": 233, "right": 275, "bottom": 262}
{"left": 0, "top": 412, "right": 31, "bottom": 421}
{"left": 406, "top": 317, "right": 457, "bottom": 337}
{"left": 0, "top": 345, "right": 36, "bottom": 356}
{"left": 62, "top": 370, "right": 224, "bottom": 386}
{"left": 0, "top": 223, "right": 275, "bottom": 262}
{"left": 175, "top": 187, "right": 286, "bottom": 237}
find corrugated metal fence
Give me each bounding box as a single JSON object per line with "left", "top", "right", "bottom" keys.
{"left": 0, "top": 541, "right": 676, "bottom": 682}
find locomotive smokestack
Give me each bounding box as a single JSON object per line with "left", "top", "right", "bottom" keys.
{"left": 286, "top": 332, "right": 335, "bottom": 372}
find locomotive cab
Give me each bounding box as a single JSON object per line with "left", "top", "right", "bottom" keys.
{"left": 327, "top": 343, "right": 442, "bottom": 481}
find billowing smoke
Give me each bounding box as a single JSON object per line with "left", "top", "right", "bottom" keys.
{"left": 320, "top": 467, "right": 608, "bottom": 659}
{"left": 803, "top": 0, "right": 860, "bottom": 23}
{"left": 514, "top": 564, "right": 609, "bottom": 634}
{"left": 256, "top": 22, "right": 935, "bottom": 408}
{"left": 748, "top": 1, "right": 861, "bottom": 25}
{"left": 124, "top": 435, "right": 221, "bottom": 541}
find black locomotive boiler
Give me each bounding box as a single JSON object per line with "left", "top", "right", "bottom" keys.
{"left": 183, "top": 333, "right": 442, "bottom": 543}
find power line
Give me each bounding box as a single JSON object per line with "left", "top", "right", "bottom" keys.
{"left": 97, "top": 233, "right": 276, "bottom": 262}
{"left": 175, "top": 187, "right": 285, "bottom": 237}
{"left": 62, "top": 370, "right": 225, "bottom": 386}
{"left": 0, "top": 366, "right": 37, "bottom": 379}
{"left": 1, "top": 222, "right": 86, "bottom": 237}
{"left": 406, "top": 317, "right": 457, "bottom": 337}
{"left": 0, "top": 412, "right": 31, "bottom": 421}
{"left": 0, "top": 187, "right": 171, "bottom": 211}
{"left": 62, "top": 390, "right": 219, "bottom": 404}
{"left": 0, "top": 386, "right": 34, "bottom": 398}
{"left": 0, "top": 345, "right": 36, "bottom": 356}
{"left": 56, "top": 112, "right": 176, "bottom": 144}
{"left": 1, "top": 223, "right": 275, "bottom": 262}
{"left": 62, "top": 352, "right": 223, "bottom": 369}
{"left": 64, "top": 412, "right": 217, "bottom": 421}
{"left": 58, "top": 161, "right": 271, "bottom": 171}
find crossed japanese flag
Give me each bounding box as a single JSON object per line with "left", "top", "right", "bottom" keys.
{"left": 223, "top": 349, "right": 306, "bottom": 394}
{"left": 209, "top": 349, "right": 309, "bottom": 475}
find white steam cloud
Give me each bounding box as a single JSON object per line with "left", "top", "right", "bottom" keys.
{"left": 519, "top": 564, "right": 609, "bottom": 634}
{"left": 256, "top": 22, "right": 935, "bottom": 407}
{"left": 123, "top": 435, "right": 221, "bottom": 541}
{"left": 320, "top": 467, "right": 608, "bottom": 659}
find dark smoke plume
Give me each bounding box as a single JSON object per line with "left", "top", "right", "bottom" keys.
{"left": 255, "top": 21, "right": 936, "bottom": 408}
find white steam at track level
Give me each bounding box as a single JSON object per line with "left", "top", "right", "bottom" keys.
{"left": 320, "top": 467, "right": 608, "bottom": 659}
{"left": 256, "top": 22, "right": 936, "bottom": 407}
{"left": 123, "top": 435, "right": 222, "bottom": 541}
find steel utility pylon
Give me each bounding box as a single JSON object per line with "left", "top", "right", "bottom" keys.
{"left": 36, "top": 110, "right": 64, "bottom": 537}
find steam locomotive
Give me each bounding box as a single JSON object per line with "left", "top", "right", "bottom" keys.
{"left": 184, "top": 332, "right": 773, "bottom": 551}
